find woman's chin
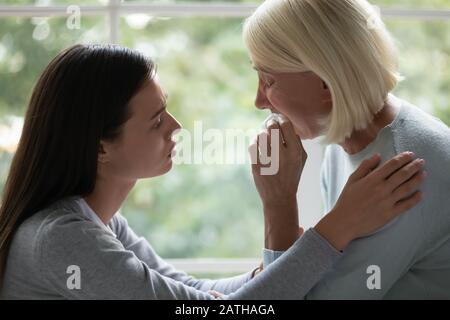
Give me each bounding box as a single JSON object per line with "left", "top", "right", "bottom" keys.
{"left": 143, "top": 160, "right": 173, "bottom": 179}
{"left": 158, "top": 160, "right": 173, "bottom": 175}
{"left": 162, "top": 157, "right": 174, "bottom": 172}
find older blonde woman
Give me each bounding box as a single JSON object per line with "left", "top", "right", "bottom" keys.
{"left": 244, "top": 0, "right": 450, "bottom": 299}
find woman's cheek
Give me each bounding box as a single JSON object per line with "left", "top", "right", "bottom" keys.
{"left": 150, "top": 136, "right": 166, "bottom": 158}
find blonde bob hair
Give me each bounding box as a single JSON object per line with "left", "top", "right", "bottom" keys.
{"left": 243, "top": 0, "right": 403, "bottom": 144}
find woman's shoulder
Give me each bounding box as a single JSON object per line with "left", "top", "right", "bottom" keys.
{"left": 392, "top": 98, "right": 450, "bottom": 158}
{"left": 5, "top": 198, "right": 100, "bottom": 295}
{"left": 16, "top": 197, "right": 130, "bottom": 251}
{"left": 394, "top": 98, "right": 449, "bottom": 139}
{"left": 389, "top": 98, "right": 450, "bottom": 185}
{"left": 15, "top": 197, "right": 103, "bottom": 248}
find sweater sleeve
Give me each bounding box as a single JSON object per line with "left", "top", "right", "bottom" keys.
{"left": 39, "top": 213, "right": 341, "bottom": 299}
{"left": 39, "top": 215, "right": 215, "bottom": 300}
{"left": 263, "top": 248, "right": 285, "bottom": 268}
{"left": 111, "top": 213, "right": 252, "bottom": 294}
{"left": 226, "top": 228, "right": 342, "bottom": 299}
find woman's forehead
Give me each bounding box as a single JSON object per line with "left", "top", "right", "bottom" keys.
{"left": 127, "top": 79, "right": 166, "bottom": 116}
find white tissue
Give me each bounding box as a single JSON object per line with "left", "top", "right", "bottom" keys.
{"left": 263, "top": 113, "right": 288, "bottom": 129}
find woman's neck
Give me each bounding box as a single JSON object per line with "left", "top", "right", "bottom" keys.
{"left": 83, "top": 173, "right": 136, "bottom": 225}
{"left": 339, "top": 96, "right": 400, "bottom": 155}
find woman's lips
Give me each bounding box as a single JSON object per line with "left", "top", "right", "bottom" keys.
{"left": 168, "top": 143, "right": 176, "bottom": 158}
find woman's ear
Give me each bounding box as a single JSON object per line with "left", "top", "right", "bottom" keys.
{"left": 98, "top": 142, "right": 109, "bottom": 164}
{"left": 321, "top": 81, "right": 333, "bottom": 105}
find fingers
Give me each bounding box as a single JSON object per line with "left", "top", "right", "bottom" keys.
{"left": 258, "top": 120, "right": 283, "bottom": 166}
{"left": 266, "top": 119, "right": 283, "bottom": 155}
{"left": 348, "top": 153, "right": 381, "bottom": 182}
{"left": 258, "top": 130, "right": 271, "bottom": 165}
{"left": 249, "top": 129, "right": 273, "bottom": 168}
{"left": 391, "top": 190, "right": 423, "bottom": 216}
{"left": 299, "top": 226, "right": 305, "bottom": 237}
{"left": 370, "top": 152, "right": 416, "bottom": 181}
{"left": 269, "top": 118, "right": 308, "bottom": 167}
{"left": 278, "top": 118, "right": 299, "bottom": 148}
{"left": 387, "top": 158, "right": 426, "bottom": 192}
{"left": 264, "top": 113, "right": 288, "bottom": 147}
{"left": 208, "top": 290, "right": 223, "bottom": 298}
{"left": 250, "top": 115, "right": 305, "bottom": 172}
{"left": 392, "top": 170, "right": 427, "bottom": 202}
{"left": 264, "top": 114, "right": 303, "bottom": 153}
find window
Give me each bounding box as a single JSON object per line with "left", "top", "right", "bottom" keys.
{"left": 0, "top": 0, "right": 449, "bottom": 277}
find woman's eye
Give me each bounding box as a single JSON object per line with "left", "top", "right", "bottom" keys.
{"left": 262, "top": 76, "right": 274, "bottom": 88}
{"left": 154, "top": 115, "right": 163, "bottom": 128}
{"left": 265, "top": 80, "right": 274, "bottom": 88}
{"left": 259, "top": 73, "right": 274, "bottom": 89}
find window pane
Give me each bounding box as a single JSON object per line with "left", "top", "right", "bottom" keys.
{"left": 385, "top": 19, "right": 450, "bottom": 124}
{"left": 372, "top": 0, "right": 450, "bottom": 9}
{"left": 0, "top": 16, "right": 107, "bottom": 192}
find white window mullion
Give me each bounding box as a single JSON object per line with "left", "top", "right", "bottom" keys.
{"left": 0, "top": 5, "right": 107, "bottom": 17}
{"left": 166, "top": 258, "right": 260, "bottom": 274}
{"left": 0, "top": 4, "right": 449, "bottom": 20}
{"left": 108, "top": 0, "right": 121, "bottom": 44}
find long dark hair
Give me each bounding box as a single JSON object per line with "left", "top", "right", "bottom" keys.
{"left": 0, "top": 44, "right": 155, "bottom": 286}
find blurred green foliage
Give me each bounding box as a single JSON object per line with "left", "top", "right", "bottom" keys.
{"left": 0, "top": 1, "right": 449, "bottom": 261}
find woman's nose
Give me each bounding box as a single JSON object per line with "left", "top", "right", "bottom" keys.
{"left": 173, "top": 117, "right": 182, "bottom": 131}
{"left": 167, "top": 112, "right": 182, "bottom": 139}
{"left": 254, "top": 83, "right": 271, "bottom": 110}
